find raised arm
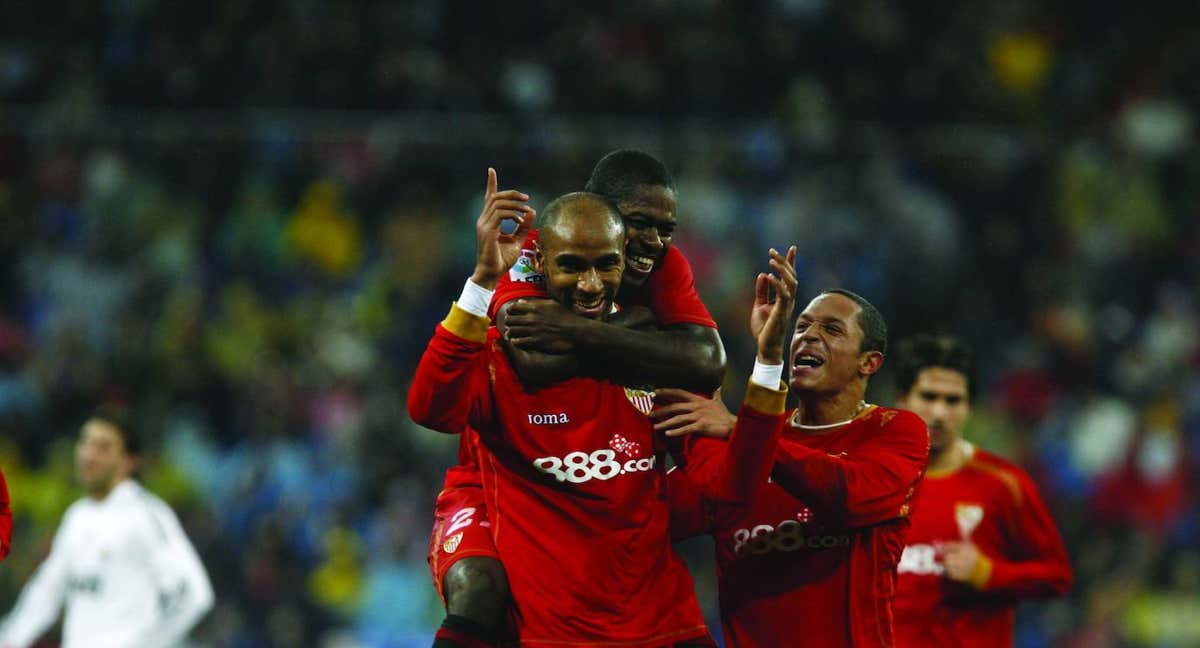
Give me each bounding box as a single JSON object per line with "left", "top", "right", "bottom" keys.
{"left": 669, "top": 381, "right": 785, "bottom": 540}
{"left": 407, "top": 301, "right": 494, "bottom": 433}
{"left": 407, "top": 168, "right": 534, "bottom": 432}
{"left": 669, "top": 247, "right": 796, "bottom": 538}
{"left": 771, "top": 410, "right": 929, "bottom": 529}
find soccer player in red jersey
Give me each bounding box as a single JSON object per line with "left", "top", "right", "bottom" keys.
{"left": 890, "top": 335, "right": 1071, "bottom": 648}
{"left": 425, "top": 152, "right": 726, "bottom": 647}
{"left": 422, "top": 168, "right": 535, "bottom": 648}
{"left": 0, "top": 466, "right": 10, "bottom": 561}
{"left": 494, "top": 149, "right": 723, "bottom": 390}
{"left": 655, "top": 290, "right": 930, "bottom": 647}
{"left": 410, "top": 189, "right": 795, "bottom": 647}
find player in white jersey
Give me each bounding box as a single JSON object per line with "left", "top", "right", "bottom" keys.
{"left": 0, "top": 407, "right": 214, "bottom": 648}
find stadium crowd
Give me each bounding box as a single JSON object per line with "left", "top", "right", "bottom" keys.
{"left": 0, "top": 1, "right": 1198, "bottom": 646}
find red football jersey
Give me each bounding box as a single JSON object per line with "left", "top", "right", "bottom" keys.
{"left": 409, "top": 305, "right": 785, "bottom": 646}
{"left": 438, "top": 428, "right": 483, "bottom": 491}
{"left": 671, "top": 406, "right": 929, "bottom": 648}
{"left": 892, "top": 443, "right": 1072, "bottom": 648}
{"left": 0, "top": 466, "right": 10, "bottom": 560}
{"left": 488, "top": 229, "right": 717, "bottom": 328}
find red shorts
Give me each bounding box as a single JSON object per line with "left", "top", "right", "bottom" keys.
{"left": 427, "top": 483, "right": 500, "bottom": 603}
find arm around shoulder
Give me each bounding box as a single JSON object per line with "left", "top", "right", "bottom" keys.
{"left": 495, "top": 299, "right": 580, "bottom": 388}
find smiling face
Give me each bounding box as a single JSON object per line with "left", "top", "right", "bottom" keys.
{"left": 617, "top": 184, "right": 677, "bottom": 289}
{"left": 789, "top": 293, "right": 882, "bottom": 395}
{"left": 896, "top": 367, "right": 970, "bottom": 454}
{"left": 535, "top": 197, "right": 625, "bottom": 319}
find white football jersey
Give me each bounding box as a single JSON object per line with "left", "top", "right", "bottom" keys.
{"left": 0, "top": 480, "right": 213, "bottom": 648}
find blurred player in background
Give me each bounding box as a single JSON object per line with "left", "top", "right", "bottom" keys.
{"left": 655, "top": 290, "right": 930, "bottom": 647}
{"left": 891, "top": 334, "right": 1071, "bottom": 647}
{"left": 0, "top": 467, "right": 10, "bottom": 562}
{"left": 0, "top": 408, "right": 213, "bottom": 648}
{"left": 422, "top": 151, "right": 726, "bottom": 647}
{"left": 410, "top": 189, "right": 793, "bottom": 646}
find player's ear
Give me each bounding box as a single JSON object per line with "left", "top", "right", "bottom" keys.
{"left": 859, "top": 351, "right": 884, "bottom": 377}
{"left": 532, "top": 241, "right": 545, "bottom": 274}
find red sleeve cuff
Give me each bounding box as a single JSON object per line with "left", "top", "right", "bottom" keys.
{"left": 487, "top": 281, "right": 548, "bottom": 320}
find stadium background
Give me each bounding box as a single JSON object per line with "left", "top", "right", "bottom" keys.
{"left": 0, "top": 2, "right": 1197, "bottom": 646}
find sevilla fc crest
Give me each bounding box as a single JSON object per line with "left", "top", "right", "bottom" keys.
{"left": 955, "top": 503, "right": 984, "bottom": 539}
{"left": 443, "top": 532, "right": 463, "bottom": 554}
{"left": 624, "top": 387, "right": 655, "bottom": 416}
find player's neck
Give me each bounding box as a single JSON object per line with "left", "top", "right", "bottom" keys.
{"left": 793, "top": 388, "right": 869, "bottom": 430}
{"left": 927, "top": 438, "right": 968, "bottom": 476}
{"left": 86, "top": 477, "right": 129, "bottom": 502}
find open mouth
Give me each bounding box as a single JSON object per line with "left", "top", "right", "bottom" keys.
{"left": 792, "top": 352, "right": 825, "bottom": 375}
{"left": 573, "top": 294, "right": 607, "bottom": 318}
{"left": 627, "top": 254, "right": 656, "bottom": 275}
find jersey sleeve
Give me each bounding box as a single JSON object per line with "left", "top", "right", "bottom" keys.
{"left": 771, "top": 409, "right": 930, "bottom": 529}
{"left": 131, "top": 498, "right": 214, "bottom": 648}
{"left": 971, "top": 468, "right": 1073, "bottom": 597}
{"left": 487, "top": 229, "right": 548, "bottom": 320}
{"left": 668, "top": 381, "right": 786, "bottom": 540}
{"left": 0, "top": 509, "right": 73, "bottom": 648}
{"left": 666, "top": 466, "right": 708, "bottom": 540}
{"left": 407, "top": 302, "right": 494, "bottom": 434}
{"left": 0, "top": 468, "right": 10, "bottom": 561}
{"left": 641, "top": 246, "right": 717, "bottom": 328}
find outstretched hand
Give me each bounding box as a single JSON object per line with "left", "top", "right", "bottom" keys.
{"left": 751, "top": 246, "right": 798, "bottom": 364}
{"left": 471, "top": 167, "right": 536, "bottom": 288}
{"left": 650, "top": 388, "right": 736, "bottom": 438}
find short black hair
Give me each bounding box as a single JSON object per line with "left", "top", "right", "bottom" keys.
{"left": 86, "top": 404, "right": 141, "bottom": 456}
{"left": 583, "top": 150, "right": 675, "bottom": 204}
{"left": 821, "top": 289, "right": 888, "bottom": 356}
{"left": 536, "top": 191, "right": 623, "bottom": 233}
{"left": 893, "top": 334, "right": 975, "bottom": 399}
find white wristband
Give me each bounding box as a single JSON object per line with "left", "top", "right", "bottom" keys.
{"left": 458, "top": 279, "right": 495, "bottom": 317}
{"left": 750, "top": 358, "right": 784, "bottom": 389}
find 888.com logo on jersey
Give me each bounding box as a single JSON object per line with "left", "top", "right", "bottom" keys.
{"left": 532, "top": 449, "right": 658, "bottom": 484}
{"left": 732, "top": 519, "right": 851, "bottom": 557}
